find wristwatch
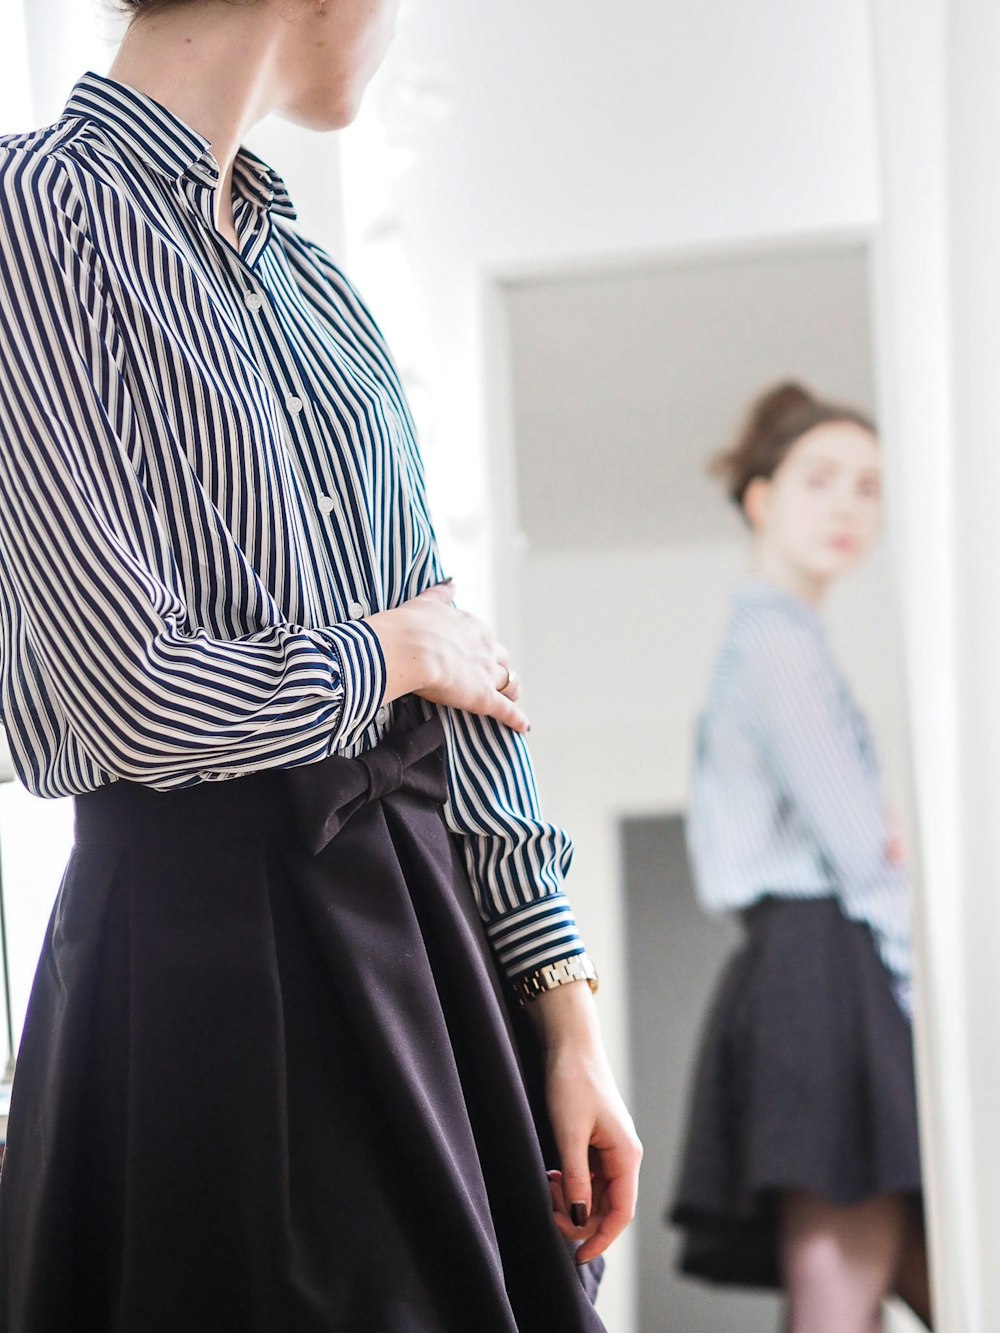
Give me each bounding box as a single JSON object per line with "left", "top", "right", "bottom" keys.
{"left": 514, "top": 953, "right": 599, "bottom": 1005}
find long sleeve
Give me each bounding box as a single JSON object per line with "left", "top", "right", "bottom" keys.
{"left": 400, "top": 468, "right": 583, "bottom": 983}
{"left": 438, "top": 706, "right": 581, "bottom": 979}
{"left": 0, "top": 150, "right": 385, "bottom": 789}
{"left": 745, "top": 612, "right": 912, "bottom": 1001}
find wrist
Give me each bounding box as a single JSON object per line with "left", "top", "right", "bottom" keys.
{"left": 524, "top": 973, "right": 602, "bottom": 1053}
{"left": 514, "top": 952, "right": 598, "bottom": 1005}
{"left": 366, "top": 605, "right": 438, "bottom": 702}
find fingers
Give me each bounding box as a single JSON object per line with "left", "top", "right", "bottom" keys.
{"left": 575, "top": 1179, "right": 633, "bottom": 1264}
{"left": 555, "top": 1135, "right": 594, "bottom": 1233}
{"left": 421, "top": 578, "right": 456, "bottom": 603}
{"left": 410, "top": 582, "right": 531, "bottom": 731}
{"left": 547, "top": 1168, "right": 603, "bottom": 1247}
{"left": 494, "top": 651, "right": 522, "bottom": 702}
{"left": 546, "top": 1169, "right": 568, "bottom": 1218}
{"left": 488, "top": 694, "right": 531, "bottom": 734}
{"left": 574, "top": 1136, "right": 643, "bottom": 1265}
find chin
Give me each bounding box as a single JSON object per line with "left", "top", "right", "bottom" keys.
{"left": 284, "top": 86, "right": 364, "bottom": 133}
{"left": 811, "top": 550, "right": 860, "bottom": 581}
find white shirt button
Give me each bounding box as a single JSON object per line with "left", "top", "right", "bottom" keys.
{"left": 376, "top": 706, "right": 390, "bottom": 726}
{"left": 348, "top": 600, "right": 367, "bottom": 619}
{"left": 318, "top": 495, "right": 337, "bottom": 515}
{"left": 286, "top": 394, "right": 303, "bottom": 414}
{"left": 244, "top": 291, "right": 264, "bottom": 311}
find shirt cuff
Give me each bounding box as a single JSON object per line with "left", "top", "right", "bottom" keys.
{"left": 322, "top": 618, "right": 387, "bottom": 748}
{"left": 485, "top": 893, "right": 586, "bottom": 980}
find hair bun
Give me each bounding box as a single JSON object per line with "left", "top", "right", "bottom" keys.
{"left": 750, "top": 381, "right": 814, "bottom": 435}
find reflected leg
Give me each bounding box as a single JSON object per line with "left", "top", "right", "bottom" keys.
{"left": 779, "top": 1189, "right": 908, "bottom": 1333}
{"left": 892, "top": 1196, "right": 933, "bottom": 1328}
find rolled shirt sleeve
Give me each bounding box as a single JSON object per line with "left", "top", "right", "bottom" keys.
{"left": 439, "top": 706, "right": 582, "bottom": 981}
{"left": 397, "top": 556, "right": 584, "bottom": 984}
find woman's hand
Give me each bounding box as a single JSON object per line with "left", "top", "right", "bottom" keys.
{"left": 527, "top": 981, "right": 643, "bottom": 1265}
{"left": 365, "top": 580, "right": 529, "bottom": 733}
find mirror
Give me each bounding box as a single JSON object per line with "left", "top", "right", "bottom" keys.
{"left": 497, "top": 239, "right": 923, "bottom": 1330}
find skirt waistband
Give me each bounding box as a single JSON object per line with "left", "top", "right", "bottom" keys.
{"left": 72, "top": 698, "right": 447, "bottom": 852}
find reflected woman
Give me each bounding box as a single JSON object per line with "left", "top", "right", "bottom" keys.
{"left": 0, "top": 0, "right": 640, "bottom": 1328}
{"left": 668, "top": 383, "right": 931, "bottom": 1330}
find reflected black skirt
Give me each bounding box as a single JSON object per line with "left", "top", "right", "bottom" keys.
{"left": 0, "top": 700, "right": 605, "bottom": 1331}
{"left": 667, "top": 895, "right": 922, "bottom": 1290}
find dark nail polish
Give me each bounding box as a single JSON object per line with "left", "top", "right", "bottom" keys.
{"left": 571, "top": 1203, "right": 588, "bottom": 1228}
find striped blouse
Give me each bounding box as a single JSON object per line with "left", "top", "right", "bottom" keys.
{"left": 0, "top": 69, "right": 583, "bottom": 981}
{"left": 686, "top": 576, "right": 913, "bottom": 1013}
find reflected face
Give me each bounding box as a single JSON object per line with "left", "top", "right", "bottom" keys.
{"left": 278, "top": 0, "right": 402, "bottom": 131}
{"left": 747, "top": 421, "right": 883, "bottom": 582}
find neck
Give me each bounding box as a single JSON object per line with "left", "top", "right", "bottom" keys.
{"left": 748, "top": 547, "right": 830, "bottom": 608}
{"left": 107, "top": 10, "right": 283, "bottom": 232}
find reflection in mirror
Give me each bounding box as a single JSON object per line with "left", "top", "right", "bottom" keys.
{"left": 501, "top": 239, "right": 929, "bottom": 1331}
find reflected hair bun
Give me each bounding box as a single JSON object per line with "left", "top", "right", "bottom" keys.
{"left": 749, "top": 381, "right": 815, "bottom": 434}
{"left": 711, "top": 380, "right": 875, "bottom": 511}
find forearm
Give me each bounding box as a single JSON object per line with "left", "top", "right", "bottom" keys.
{"left": 525, "top": 979, "right": 604, "bottom": 1055}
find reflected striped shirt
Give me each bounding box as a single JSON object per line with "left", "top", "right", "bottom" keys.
{"left": 686, "top": 577, "right": 912, "bottom": 1012}
{"left": 0, "top": 69, "right": 583, "bottom": 980}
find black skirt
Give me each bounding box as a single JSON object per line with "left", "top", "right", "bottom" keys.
{"left": 0, "top": 699, "right": 605, "bottom": 1332}
{"left": 667, "top": 894, "right": 922, "bottom": 1290}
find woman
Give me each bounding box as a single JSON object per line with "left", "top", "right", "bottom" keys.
{"left": 0, "top": 2, "right": 641, "bottom": 1328}
{"left": 668, "top": 383, "right": 930, "bottom": 1331}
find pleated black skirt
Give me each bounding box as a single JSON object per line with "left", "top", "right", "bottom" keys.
{"left": 0, "top": 699, "right": 605, "bottom": 1332}
{"left": 667, "top": 894, "right": 922, "bottom": 1290}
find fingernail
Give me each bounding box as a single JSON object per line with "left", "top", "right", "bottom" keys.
{"left": 525, "top": 722, "right": 532, "bottom": 733}
{"left": 571, "top": 1202, "right": 588, "bottom": 1228}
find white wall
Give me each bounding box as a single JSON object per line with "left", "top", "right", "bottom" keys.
{"left": 341, "top": 0, "right": 881, "bottom": 604}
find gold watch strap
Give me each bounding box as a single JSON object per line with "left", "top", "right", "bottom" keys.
{"left": 514, "top": 953, "right": 599, "bottom": 1005}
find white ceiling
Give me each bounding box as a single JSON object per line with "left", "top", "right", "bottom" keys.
{"left": 503, "top": 240, "right": 875, "bottom": 551}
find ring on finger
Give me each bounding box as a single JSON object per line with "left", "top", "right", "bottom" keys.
{"left": 498, "top": 664, "right": 512, "bottom": 693}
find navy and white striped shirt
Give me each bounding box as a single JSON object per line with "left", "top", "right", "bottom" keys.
{"left": 687, "top": 576, "right": 912, "bottom": 1012}
{"left": 0, "top": 69, "right": 583, "bottom": 980}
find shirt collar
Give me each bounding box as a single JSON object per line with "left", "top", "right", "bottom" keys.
{"left": 62, "top": 70, "right": 298, "bottom": 220}
{"left": 735, "top": 574, "right": 822, "bottom": 620}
